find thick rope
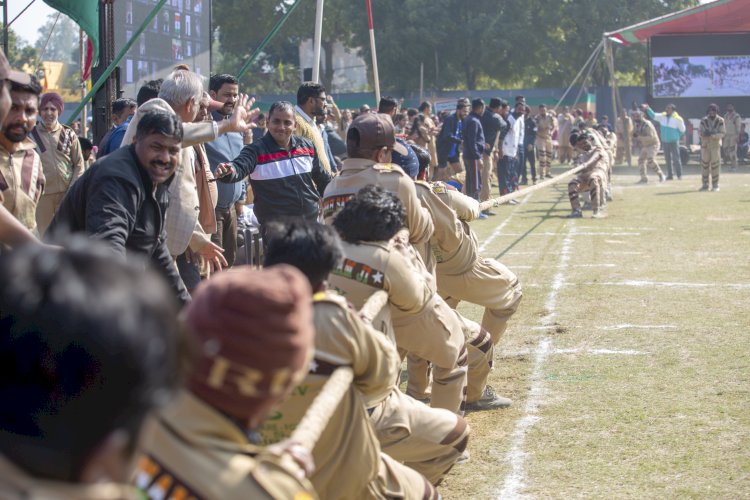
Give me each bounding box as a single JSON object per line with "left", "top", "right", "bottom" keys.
{"left": 479, "top": 163, "right": 585, "bottom": 212}
{"left": 289, "top": 289, "right": 388, "bottom": 450}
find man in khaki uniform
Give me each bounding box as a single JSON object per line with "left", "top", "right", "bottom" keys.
{"left": 536, "top": 104, "right": 557, "bottom": 179}
{"left": 615, "top": 110, "right": 633, "bottom": 167}
{"left": 0, "top": 76, "right": 45, "bottom": 233}
{"left": 567, "top": 132, "right": 609, "bottom": 219}
{"left": 263, "top": 221, "right": 460, "bottom": 495}
{"left": 597, "top": 123, "right": 617, "bottom": 201}
{"left": 322, "top": 113, "right": 434, "bottom": 246}
{"left": 32, "top": 92, "right": 86, "bottom": 234}
{"left": 631, "top": 110, "right": 665, "bottom": 184}
{"left": 329, "top": 186, "right": 468, "bottom": 415}
{"left": 135, "top": 267, "right": 318, "bottom": 500}
{"left": 557, "top": 107, "right": 575, "bottom": 164}
{"left": 415, "top": 177, "right": 523, "bottom": 409}
{"left": 699, "top": 104, "right": 726, "bottom": 191}
{"left": 723, "top": 104, "right": 741, "bottom": 171}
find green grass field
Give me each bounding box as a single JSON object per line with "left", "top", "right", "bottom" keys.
{"left": 440, "top": 163, "right": 750, "bottom": 499}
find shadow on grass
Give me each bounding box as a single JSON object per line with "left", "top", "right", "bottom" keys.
{"left": 655, "top": 190, "right": 702, "bottom": 196}
{"left": 493, "top": 187, "right": 569, "bottom": 260}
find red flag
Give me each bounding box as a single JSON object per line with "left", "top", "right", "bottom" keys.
{"left": 82, "top": 38, "right": 94, "bottom": 82}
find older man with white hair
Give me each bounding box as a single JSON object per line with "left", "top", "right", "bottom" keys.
{"left": 121, "top": 67, "right": 257, "bottom": 290}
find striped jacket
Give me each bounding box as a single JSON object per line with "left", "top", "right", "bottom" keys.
{"left": 0, "top": 138, "right": 45, "bottom": 232}
{"left": 221, "top": 133, "right": 332, "bottom": 225}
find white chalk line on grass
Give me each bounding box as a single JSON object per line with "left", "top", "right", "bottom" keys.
{"left": 497, "top": 224, "right": 576, "bottom": 499}
{"left": 525, "top": 323, "right": 676, "bottom": 331}
{"left": 478, "top": 194, "right": 532, "bottom": 254}
{"left": 495, "top": 231, "right": 640, "bottom": 237}
{"left": 508, "top": 263, "right": 616, "bottom": 270}
{"left": 598, "top": 280, "right": 750, "bottom": 290}
{"left": 500, "top": 347, "right": 648, "bottom": 358}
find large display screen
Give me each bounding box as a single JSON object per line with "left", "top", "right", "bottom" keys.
{"left": 652, "top": 55, "right": 750, "bottom": 98}
{"left": 114, "top": 0, "right": 211, "bottom": 100}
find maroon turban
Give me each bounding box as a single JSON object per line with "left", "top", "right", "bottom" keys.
{"left": 40, "top": 93, "right": 64, "bottom": 114}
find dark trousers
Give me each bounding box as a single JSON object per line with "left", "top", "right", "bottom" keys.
{"left": 212, "top": 206, "right": 237, "bottom": 268}
{"left": 523, "top": 144, "right": 536, "bottom": 181}
{"left": 498, "top": 155, "right": 518, "bottom": 195}
{"left": 663, "top": 141, "right": 682, "bottom": 178}
{"left": 464, "top": 158, "right": 482, "bottom": 200}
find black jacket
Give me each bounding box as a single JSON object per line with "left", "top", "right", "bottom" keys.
{"left": 221, "top": 132, "right": 332, "bottom": 225}
{"left": 463, "top": 112, "right": 485, "bottom": 160}
{"left": 48, "top": 145, "right": 190, "bottom": 305}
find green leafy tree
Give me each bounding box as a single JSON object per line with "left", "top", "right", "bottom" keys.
{"left": 1, "top": 25, "right": 41, "bottom": 73}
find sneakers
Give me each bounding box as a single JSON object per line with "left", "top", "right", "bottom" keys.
{"left": 456, "top": 450, "right": 471, "bottom": 464}
{"left": 568, "top": 208, "right": 583, "bottom": 218}
{"left": 658, "top": 173, "right": 666, "bottom": 183}
{"left": 465, "top": 386, "right": 512, "bottom": 412}
{"left": 712, "top": 186, "right": 720, "bottom": 192}
{"left": 482, "top": 210, "right": 497, "bottom": 216}
{"left": 592, "top": 209, "right": 606, "bottom": 219}
{"left": 545, "top": 173, "right": 554, "bottom": 179}
{"left": 478, "top": 212, "right": 488, "bottom": 220}
{"left": 699, "top": 185, "right": 709, "bottom": 192}
{"left": 637, "top": 178, "right": 648, "bottom": 184}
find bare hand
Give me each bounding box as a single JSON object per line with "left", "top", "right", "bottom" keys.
{"left": 266, "top": 440, "right": 315, "bottom": 479}
{"left": 195, "top": 240, "right": 227, "bottom": 272}
{"left": 215, "top": 163, "right": 234, "bottom": 179}
{"left": 227, "top": 94, "right": 261, "bottom": 134}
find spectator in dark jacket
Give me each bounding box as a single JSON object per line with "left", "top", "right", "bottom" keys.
{"left": 463, "top": 98, "right": 485, "bottom": 202}
{"left": 215, "top": 101, "right": 332, "bottom": 232}
{"left": 48, "top": 110, "right": 190, "bottom": 305}
{"left": 523, "top": 105, "right": 538, "bottom": 184}
{"left": 435, "top": 98, "right": 470, "bottom": 180}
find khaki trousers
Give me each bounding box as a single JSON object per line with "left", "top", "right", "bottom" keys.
{"left": 394, "top": 294, "right": 468, "bottom": 415}
{"left": 36, "top": 192, "right": 66, "bottom": 236}
{"left": 638, "top": 144, "right": 663, "bottom": 180}
{"left": 481, "top": 153, "right": 494, "bottom": 202}
{"left": 723, "top": 134, "right": 738, "bottom": 169}
{"left": 371, "top": 389, "right": 468, "bottom": 485}
{"left": 536, "top": 137, "right": 554, "bottom": 177}
{"left": 701, "top": 144, "right": 721, "bottom": 187}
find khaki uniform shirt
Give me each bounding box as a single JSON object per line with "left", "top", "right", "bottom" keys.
{"left": 135, "top": 390, "right": 316, "bottom": 500}
{"left": 414, "top": 181, "right": 479, "bottom": 276}
{"left": 259, "top": 292, "right": 400, "bottom": 500}
{"left": 724, "top": 111, "right": 742, "bottom": 137}
{"left": 616, "top": 115, "right": 633, "bottom": 139}
{"left": 328, "top": 237, "right": 433, "bottom": 341}
{"left": 700, "top": 115, "right": 725, "bottom": 148}
{"left": 322, "top": 158, "right": 434, "bottom": 245}
{"left": 558, "top": 113, "right": 574, "bottom": 146}
{"left": 31, "top": 123, "right": 85, "bottom": 195}
{"left": 536, "top": 113, "right": 556, "bottom": 141}
{"left": 633, "top": 119, "right": 660, "bottom": 148}
{"left": 0, "top": 139, "right": 45, "bottom": 232}
{"left": 0, "top": 456, "right": 139, "bottom": 499}
{"left": 577, "top": 146, "right": 609, "bottom": 180}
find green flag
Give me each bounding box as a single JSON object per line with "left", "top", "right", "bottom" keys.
{"left": 42, "top": 0, "right": 99, "bottom": 63}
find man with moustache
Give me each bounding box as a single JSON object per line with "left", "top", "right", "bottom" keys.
{"left": 32, "top": 92, "right": 87, "bottom": 234}
{"left": 48, "top": 110, "right": 191, "bottom": 305}
{"left": 294, "top": 81, "right": 332, "bottom": 172}
{"left": 0, "top": 75, "right": 45, "bottom": 233}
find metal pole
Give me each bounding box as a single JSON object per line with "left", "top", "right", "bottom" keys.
{"left": 66, "top": 0, "right": 168, "bottom": 126}
{"left": 604, "top": 37, "right": 620, "bottom": 128}
{"left": 365, "top": 0, "right": 380, "bottom": 104}
{"left": 419, "top": 62, "right": 423, "bottom": 104}
{"left": 79, "top": 29, "right": 87, "bottom": 138}
{"left": 2, "top": 1, "right": 8, "bottom": 56}
{"left": 237, "top": 0, "right": 303, "bottom": 79}
{"left": 312, "top": 0, "right": 324, "bottom": 82}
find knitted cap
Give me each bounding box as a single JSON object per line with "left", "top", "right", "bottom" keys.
{"left": 184, "top": 265, "right": 314, "bottom": 422}
{"left": 40, "top": 93, "right": 64, "bottom": 114}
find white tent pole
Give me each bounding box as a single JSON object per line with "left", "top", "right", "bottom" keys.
{"left": 312, "top": 0, "right": 324, "bottom": 82}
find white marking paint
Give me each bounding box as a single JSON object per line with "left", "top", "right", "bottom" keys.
{"left": 493, "top": 232, "right": 639, "bottom": 237}
{"left": 573, "top": 263, "right": 616, "bottom": 268}
{"left": 497, "top": 337, "right": 551, "bottom": 500}
{"left": 598, "top": 280, "right": 750, "bottom": 290}
{"left": 597, "top": 324, "right": 677, "bottom": 331}
{"left": 603, "top": 251, "right": 643, "bottom": 255}
{"left": 498, "top": 224, "right": 576, "bottom": 499}
{"left": 501, "top": 347, "right": 647, "bottom": 357}
{"left": 478, "top": 194, "right": 532, "bottom": 254}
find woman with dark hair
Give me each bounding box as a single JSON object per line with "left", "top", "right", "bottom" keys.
{"left": 409, "top": 113, "right": 430, "bottom": 149}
